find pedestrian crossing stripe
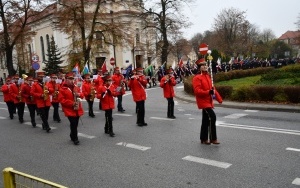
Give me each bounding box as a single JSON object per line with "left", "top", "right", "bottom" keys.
{"left": 182, "top": 155, "right": 232, "bottom": 169}
{"left": 150, "top": 117, "right": 175, "bottom": 121}
{"left": 116, "top": 142, "right": 151, "bottom": 151}
{"left": 223, "top": 113, "right": 248, "bottom": 119}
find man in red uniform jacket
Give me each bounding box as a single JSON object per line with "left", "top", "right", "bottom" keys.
{"left": 128, "top": 67, "right": 148, "bottom": 126}
{"left": 10, "top": 74, "right": 25, "bottom": 123}
{"left": 48, "top": 74, "right": 61, "bottom": 122}
{"left": 160, "top": 68, "right": 177, "bottom": 119}
{"left": 30, "top": 71, "right": 51, "bottom": 132}
{"left": 193, "top": 58, "right": 223, "bottom": 145}
{"left": 1, "top": 76, "right": 15, "bottom": 119}
{"left": 82, "top": 73, "right": 96, "bottom": 117}
{"left": 112, "top": 67, "right": 126, "bottom": 112}
{"left": 58, "top": 72, "right": 84, "bottom": 145}
{"left": 22, "top": 76, "right": 37, "bottom": 127}
{"left": 97, "top": 75, "right": 117, "bottom": 137}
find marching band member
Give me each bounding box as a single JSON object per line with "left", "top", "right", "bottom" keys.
{"left": 112, "top": 67, "right": 126, "bottom": 112}
{"left": 160, "top": 68, "right": 177, "bottom": 119}
{"left": 10, "top": 74, "right": 25, "bottom": 123}
{"left": 94, "top": 68, "right": 105, "bottom": 110}
{"left": 1, "top": 76, "right": 15, "bottom": 119}
{"left": 193, "top": 58, "right": 223, "bottom": 145}
{"left": 96, "top": 75, "right": 117, "bottom": 137}
{"left": 58, "top": 72, "right": 84, "bottom": 145}
{"left": 128, "top": 67, "right": 148, "bottom": 126}
{"left": 82, "top": 73, "right": 96, "bottom": 117}
{"left": 30, "top": 71, "right": 51, "bottom": 132}
{"left": 22, "top": 76, "right": 37, "bottom": 127}
{"left": 48, "top": 74, "right": 61, "bottom": 122}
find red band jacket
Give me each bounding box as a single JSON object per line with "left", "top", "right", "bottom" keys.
{"left": 30, "top": 81, "right": 51, "bottom": 108}
{"left": 1, "top": 84, "right": 13, "bottom": 102}
{"left": 10, "top": 83, "right": 25, "bottom": 104}
{"left": 160, "top": 76, "right": 176, "bottom": 98}
{"left": 192, "top": 72, "right": 222, "bottom": 109}
{"left": 96, "top": 83, "right": 116, "bottom": 110}
{"left": 128, "top": 75, "right": 147, "bottom": 102}
{"left": 112, "top": 73, "right": 126, "bottom": 95}
{"left": 58, "top": 84, "right": 84, "bottom": 117}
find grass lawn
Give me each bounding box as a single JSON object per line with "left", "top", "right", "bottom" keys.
{"left": 215, "top": 75, "right": 261, "bottom": 90}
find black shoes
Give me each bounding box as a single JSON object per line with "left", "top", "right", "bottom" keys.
{"left": 32, "top": 122, "right": 36, "bottom": 128}
{"left": 109, "top": 132, "right": 115, "bottom": 137}
{"left": 168, "top": 115, "right": 176, "bottom": 119}
{"left": 19, "top": 119, "right": 24, "bottom": 123}
{"left": 137, "top": 122, "right": 148, "bottom": 126}
{"left": 46, "top": 127, "right": 51, "bottom": 133}
{"left": 118, "top": 109, "right": 125, "bottom": 112}
{"left": 73, "top": 140, "right": 80, "bottom": 145}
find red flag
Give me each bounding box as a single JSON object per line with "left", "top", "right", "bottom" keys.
{"left": 101, "top": 61, "right": 107, "bottom": 73}
{"left": 178, "top": 59, "right": 183, "bottom": 68}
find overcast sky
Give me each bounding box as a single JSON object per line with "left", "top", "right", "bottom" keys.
{"left": 181, "top": 0, "right": 299, "bottom": 39}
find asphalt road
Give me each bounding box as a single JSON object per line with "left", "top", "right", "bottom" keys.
{"left": 0, "top": 83, "right": 299, "bottom": 188}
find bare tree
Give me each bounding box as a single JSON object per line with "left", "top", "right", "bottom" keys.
{"left": 0, "top": 0, "right": 50, "bottom": 75}
{"left": 142, "top": 0, "right": 193, "bottom": 68}
{"left": 212, "top": 7, "right": 249, "bottom": 57}
{"left": 190, "top": 33, "right": 203, "bottom": 58}
{"left": 55, "top": 0, "right": 134, "bottom": 70}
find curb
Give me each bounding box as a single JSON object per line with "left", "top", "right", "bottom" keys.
{"left": 175, "top": 91, "right": 300, "bottom": 113}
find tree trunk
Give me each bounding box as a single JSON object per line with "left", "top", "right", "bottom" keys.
{"left": 6, "top": 47, "right": 16, "bottom": 76}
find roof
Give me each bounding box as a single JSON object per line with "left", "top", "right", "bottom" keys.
{"left": 278, "top": 31, "right": 300, "bottom": 40}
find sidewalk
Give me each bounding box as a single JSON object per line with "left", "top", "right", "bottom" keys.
{"left": 175, "top": 89, "right": 300, "bottom": 113}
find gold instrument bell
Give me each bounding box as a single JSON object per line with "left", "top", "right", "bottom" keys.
{"left": 22, "top": 74, "right": 28, "bottom": 79}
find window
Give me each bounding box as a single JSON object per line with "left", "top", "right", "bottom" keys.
{"left": 40, "top": 36, "right": 45, "bottom": 61}
{"left": 136, "top": 28, "right": 140, "bottom": 43}
{"left": 96, "top": 31, "right": 104, "bottom": 49}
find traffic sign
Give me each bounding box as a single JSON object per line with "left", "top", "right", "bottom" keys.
{"left": 199, "top": 43, "right": 208, "bottom": 55}
{"left": 32, "top": 62, "right": 40, "bottom": 70}
{"left": 32, "top": 54, "right": 39, "bottom": 62}
{"left": 110, "top": 57, "right": 115, "bottom": 66}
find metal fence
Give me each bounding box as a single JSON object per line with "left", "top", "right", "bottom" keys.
{"left": 3, "top": 167, "right": 68, "bottom": 188}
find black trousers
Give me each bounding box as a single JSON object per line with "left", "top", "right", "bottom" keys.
{"left": 200, "top": 108, "right": 217, "bottom": 141}
{"left": 87, "top": 100, "right": 94, "bottom": 116}
{"left": 117, "top": 95, "right": 123, "bottom": 111}
{"left": 51, "top": 102, "right": 61, "bottom": 121}
{"left": 27, "top": 104, "right": 37, "bottom": 124}
{"left": 39, "top": 106, "right": 50, "bottom": 129}
{"left": 6, "top": 101, "right": 15, "bottom": 119}
{"left": 15, "top": 102, "right": 25, "bottom": 121}
{"left": 68, "top": 116, "right": 79, "bottom": 141}
{"left": 136, "top": 100, "right": 145, "bottom": 124}
{"left": 105, "top": 109, "right": 113, "bottom": 132}
{"left": 167, "top": 97, "right": 174, "bottom": 117}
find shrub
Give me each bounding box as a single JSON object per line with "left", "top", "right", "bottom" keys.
{"left": 215, "top": 85, "right": 233, "bottom": 100}
{"left": 231, "top": 86, "right": 258, "bottom": 101}
{"left": 253, "top": 86, "right": 278, "bottom": 101}
{"left": 283, "top": 86, "right": 300, "bottom": 103}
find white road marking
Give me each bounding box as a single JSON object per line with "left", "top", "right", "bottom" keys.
{"left": 178, "top": 109, "right": 185, "bottom": 111}
{"left": 182, "top": 155, "right": 232, "bottom": 169}
{"left": 24, "top": 122, "right": 57, "bottom": 129}
{"left": 114, "top": 113, "right": 133, "bottom": 116}
{"left": 292, "top": 178, "right": 300, "bottom": 185}
{"left": 150, "top": 117, "right": 175, "bottom": 121}
{"left": 217, "top": 121, "right": 300, "bottom": 136}
{"left": 174, "top": 101, "right": 178, "bottom": 105}
{"left": 184, "top": 114, "right": 191, "bottom": 116}
{"left": 244, "top": 110, "right": 259, "bottom": 112}
{"left": 224, "top": 113, "right": 248, "bottom": 119}
{"left": 78, "top": 133, "right": 96, "bottom": 139}
{"left": 189, "top": 118, "right": 195, "bottom": 119}
{"left": 116, "top": 142, "right": 151, "bottom": 151}
{"left": 0, "top": 102, "right": 6, "bottom": 104}
{"left": 84, "top": 111, "right": 101, "bottom": 113}
{"left": 0, "top": 107, "right": 8, "bottom": 111}
{"left": 176, "top": 86, "right": 184, "bottom": 89}
{"left": 286, "top": 147, "right": 300, "bottom": 152}
{"left": 0, "top": 116, "right": 8, "bottom": 119}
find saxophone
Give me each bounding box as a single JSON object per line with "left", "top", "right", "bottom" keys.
{"left": 73, "top": 90, "right": 81, "bottom": 110}
{"left": 43, "top": 83, "right": 49, "bottom": 101}
{"left": 18, "top": 85, "right": 22, "bottom": 102}
{"left": 53, "top": 83, "right": 59, "bottom": 99}
{"left": 89, "top": 81, "right": 95, "bottom": 101}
